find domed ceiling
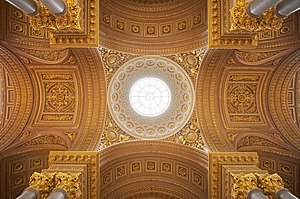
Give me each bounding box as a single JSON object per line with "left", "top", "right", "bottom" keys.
{"left": 99, "top": 0, "right": 207, "bottom": 54}
{"left": 0, "top": 0, "right": 300, "bottom": 198}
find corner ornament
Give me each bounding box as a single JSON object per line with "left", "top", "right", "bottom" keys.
{"left": 29, "top": 171, "right": 55, "bottom": 199}
{"left": 30, "top": 0, "right": 81, "bottom": 31}
{"left": 231, "top": 173, "right": 258, "bottom": 199}
{"left": 230, "top": 0, "right": 285, "bottom": 32}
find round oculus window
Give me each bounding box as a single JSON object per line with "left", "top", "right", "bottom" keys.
{"left": 129, "top": 77, "right": 171, "bottom": 117}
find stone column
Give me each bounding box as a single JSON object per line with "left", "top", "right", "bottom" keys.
{"left": 39, "top": 0, "right": 67, "bottom": 16}
{"left": 247, "top": 0, "right": 281, "bottom": 17}
{"left": 47, "top": 188, "right": 68, "bottom": 199}
{"left": 17, "top": 187, "right": 40, "bottom": 199}
{"left": 275, "top": 188, "right": 298, "bottom": 199}
{"left": 247, "top": 188, "right": 267, "bottom": 199}
{"left": 275, "top": 0, "right": 300, "bottom": 17}
{"left": 6, "top": 0, "right": 39, "bottom": 16}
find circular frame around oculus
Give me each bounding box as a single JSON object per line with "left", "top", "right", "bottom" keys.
{"left": 108, "top": 56, "right": 195, "bottom": 140}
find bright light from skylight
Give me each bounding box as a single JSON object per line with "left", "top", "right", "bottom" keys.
{"left": 129, "top": 77, "right": 171, "bottom": 117}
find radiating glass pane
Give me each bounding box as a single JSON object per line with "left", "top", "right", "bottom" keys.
{"left": 129, "top": 77, "right": 171, "bottom": 117}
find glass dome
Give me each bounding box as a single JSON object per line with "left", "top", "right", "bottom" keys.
{"left": 129, "top": 77, "right": 171, "bottom": 117}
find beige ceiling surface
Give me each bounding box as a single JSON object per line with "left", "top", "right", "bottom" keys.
{"left": 0, "top": 0, "right": 299, "bottom": 198}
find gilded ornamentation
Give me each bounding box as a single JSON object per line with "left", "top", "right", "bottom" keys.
{"left": 287, "top": 70, "right": 299, "bottom": 128}
{"left": 41, "top": 114, "right": 73, "bottom": 121}
{"left": 227, "top": 133, "right": 238, "bottom": 142}
{"left": 107, "top": 56, "right": 194, "bottom": 140}
{"left": 100, "top": 0, "right": 206, "bottom": 54}
{"left": 47, "top": 151, "right": 99, "bottom": 198}
{"left": 66, "top": 132, "right": 76, "bottom": 142}
{"left": 165, "top": 112, "right": 206, "bottom": 151}
{"left": 42, "top": 74, "right": 73, "bottom": 80}
{"left": 29, "top": 172, "right": 55, "bottom": 199}
{"left": 237, "top": 136, "right": 285, "bottom": 149}
{"left": 55, "top": 172, "right": 82, "bottom": 198}
{"left": 229, "top": 75, "right": 260, "bottom": 82}
{"left": 257, "top": 173, "right": 284, "bottom": 197}
{"left": 100, "top": 48, "right": 137, "bottom": 83}
{"left": 224, "top": 71, "right": 267, "bottom": 127}
{"left": 209, "top": 152, "right": 260, "bottom": 199}
{"left": 30, "top": 0, "right": 82, "bottom": 31}
{"left": 166, "top": 47, "right": 207, "bottom": 83}
{"left": 231, "top": 173, "right": 257, "bottom": 199}
{"left": 116, "top": 165, "right": 126, "bottom": 177}
{"left": 0, "top": 46, "right": 33, "bottom": 152}
{"left": 208, "top": 0, "right": 258, "bottom": 48}
{"left": 100, "top": 142, "right": 208, "bottom": 198}
{"left": 178, "top": 166, "right": 187, "bottom": 177}
{"left": 229, "top": 115, "right": 260, "bottom": 122}
{"left": 99, "top": 112, "right": 135, "bottom": 150}
{"left": 227, "top": 83, "right": 257, "bottom": 114}
{"left": 17, "top": 48, "right": 69, "bottom": 62}
{"left": 22, "top": 135, "right": 67, "bottom": 147}
{"left": 230, "top": 0, "right": 284, "bottom": 32}
{"left": 235, "top": 50, "right": 284, "bottom": 64}
{"left": 44, "top": 82, "right": 75, "bottom": 112}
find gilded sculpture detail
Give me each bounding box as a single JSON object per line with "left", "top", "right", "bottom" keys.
{"left": 55, "top": 172, "right": 82, "bottom": 198}
{"left": 231, "top": 173, "right": 257, "bottom": 199}
{"left": 29, "top": 172, "right": 55, "bottom": 199}
{"left": 166, "top": 47, "right": 207, "bottom": 83}
{"left": 165, "top": 112, "right": 206, "bottom": 151}
{"left": 230, "top": 0, "right": 284, "bottom": 32}
{"left": 227, "top": 83, "right": 257, "bottom": 114}
{"left": 257, "top": 173, "right": 284, "bottom": 198}
{"left": 30, "top": 0, "right": 82, "bottom": 31}
{"left": 44, "top": 82, "right": 75, "bottom": 112}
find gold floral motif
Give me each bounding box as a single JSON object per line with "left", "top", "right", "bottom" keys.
{"left": 41, "top": 114, "right": 73, "bottom": 121}
{"left": 65, "top": 132, "right": 75, "bottom": 142}
{"left": 42, "top": 74, "right": 73, "bottom": 80}
{"left": 22, "top": 135, "right": 67, "bottom": 147}
{"left": 229, "top": 115, "right": 260, "bottom": 122}
{"left": 229, "top": 75, "right": 260, "bottom": 82}
{"left": 257, "top": 173, "right": 284, "bottom": 198}
{"left": 116, "top": 165, "right": 125, "bottom": 177}
{"left": 29, "top": 172, "right": 55, "bottom": 199}
{"left": 227, "top": 83, "right": 257, "bottom": 114}
{"left": 18, "top": 48, "right": 68, "bottom": 62}
{"left": 231, "top": 173, "right": 257, "bottom": 199}
{"left": 227, "top": 133, "right": 238, "bottom": 142}
{"left": 165, "top": 112, "right": 206, "bottom": 151}
{"left": 30, "top": 0, "right": 82, "bottom": 31}
{"left": 230, "top": 0, "right": 285, "bottom": 32}
{"left": 44, "top": 82, "right": 75, "bottom": 112}
{"left": 237, "top": 136, "right": 285, "bottom": 149}
{"left": 100, "top": 48, "right": 137, "bottom": 83}
{"left": 235, "top": 50, "right": 283, "bottom": 63}
{"left": 147, "top": 162, "right": 156, "bottom": 170}
{"left": 55, "top": 172, "right": 82, "bottom": 198}
{"left": 178, "top": 166, "right": 187, "bottom": 177}
{"left": 99, "top": 111, "right": 136, "bottom": 150}
{"left": 166, "top": 47, "right": 207, "bottom": 83}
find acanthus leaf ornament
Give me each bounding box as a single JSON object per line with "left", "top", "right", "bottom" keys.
{"left": 230, "top": 0, "right": 285, "bottom": 32}
{"left": 30, "top": 0, "right": 82, "bottom": 31}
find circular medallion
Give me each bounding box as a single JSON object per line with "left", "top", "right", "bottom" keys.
{"left": 108, "top": 56, "right": 194, "bottom": 140}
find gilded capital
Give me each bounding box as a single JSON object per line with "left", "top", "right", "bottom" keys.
{"left": 231, "top": 173, "right": 258, "bottom": 199}
{"left": 230, "top": 0, "right": 284, "bottom": 32}
{"left": 30, "top": 0, "right": 81, "bottom": 31}
{"left": 55, "top": 172, "right": 82, "bottom": 198}
{"left": 29, "top": 171, "right": 55, "bottom": 199}
{"left": 257, "top": 173, "right": 284, "bottom": 197}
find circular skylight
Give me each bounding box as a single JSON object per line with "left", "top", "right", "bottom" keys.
{"left": 129, "top": 77, "right": 171, "bottom": 117}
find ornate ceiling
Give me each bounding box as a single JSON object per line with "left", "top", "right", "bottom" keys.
{"left": 0, "top": 0, "right": 299, "bottom": 198}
